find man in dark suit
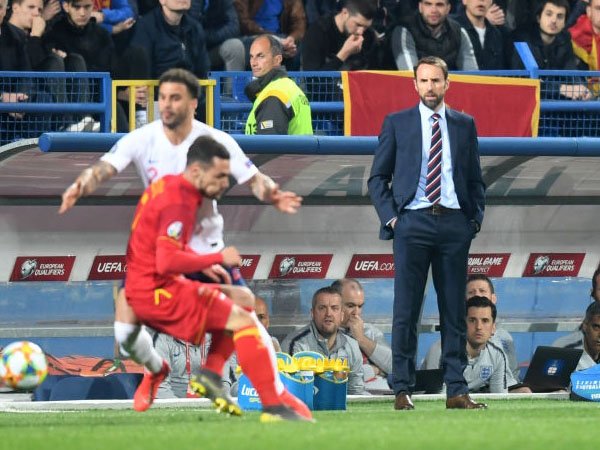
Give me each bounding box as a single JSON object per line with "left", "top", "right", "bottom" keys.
{"left": 368, "top": 55, "right": 486, "bottom": 410}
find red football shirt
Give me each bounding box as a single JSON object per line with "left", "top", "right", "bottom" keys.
{"left": 125, "top": 174, "right": 223, "bottom": 299}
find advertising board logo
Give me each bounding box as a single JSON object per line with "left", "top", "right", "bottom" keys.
{"left": 269, "top": 255, "right": 333, "bottom": 279}
{"left": 523, "top": 253, "right": 585, "bottom": 277}
{"left": 533, "top": 255, "right": 550, "bottom": 274}
{"left": 279, "top": 257, "right": 296, "bottom": 276}
{"left": 10, "top": 256, "right": 75, "bottom": 282}
{"left": 238, "top": 255, "right": 260, "bottom": 280}
{"left": 467, "top": 253, "right": 510, "bottom": 277}
{"left": 346, "top": 254, "right": 395, "bottom": 278}
{"left": 88, "top": 255, "right": 127, "bottom": 280}
{"left": 20, "top": 259, "right": 38, "bottom": 279}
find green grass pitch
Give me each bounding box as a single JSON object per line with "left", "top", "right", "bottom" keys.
{"left": 1, "top": 399, "right": 598, "bottom": 450}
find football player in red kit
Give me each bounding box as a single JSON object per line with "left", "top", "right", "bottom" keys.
{"left": 124, "top": 135, "right": 311, "bottom": 422}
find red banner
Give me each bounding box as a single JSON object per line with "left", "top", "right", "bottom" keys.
{"left": 467, "top": 253, "right": 511, "bottom": 277}
{"left": 10, "top": 256, "right": 75, "bottom": 282}
{"left": 88, "top": 255, "right": 127, "bottom": 280}
{"left": 269, "top": 254, "right": 332, "bottom": 279}
{"left": 346, "top": 254, "right": 395, "bottom": 278}
{"left": 239, "top": 255, "right": 260, "bottom": 279}
{"left": 522, "top": 253, "right": 585, "bottom": 277}
{"left": 342, "top": 71, "right": 540, "bottom": 137}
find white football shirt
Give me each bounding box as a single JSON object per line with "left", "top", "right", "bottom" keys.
{"left": 101, "top": 120, "right": 259, "bottom": 252}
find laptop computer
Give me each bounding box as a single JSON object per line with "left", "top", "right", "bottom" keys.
{"left": 522, "top": 346, "right": 583, "bottom": 393}
{"left": 414, "top": 369, "right": 444, "bottom": 394}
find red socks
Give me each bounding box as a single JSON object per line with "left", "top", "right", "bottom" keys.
{"left": 233, "top": 325, "right": 280, "bottom": 407}
{"left": 203, "top": 330, "right": 234, "bottom": 376}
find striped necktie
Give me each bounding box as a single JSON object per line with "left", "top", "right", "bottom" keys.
{"left": 425, "top": 113, "right": 442, "bottom": 205}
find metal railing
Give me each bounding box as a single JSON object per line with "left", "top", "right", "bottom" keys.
{"left": 110, "top": 78, "right": 216, "bottom": 132}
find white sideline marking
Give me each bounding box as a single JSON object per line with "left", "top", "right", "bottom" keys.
{"left": 0, "top": 393, "right": 570, "bottom": 412}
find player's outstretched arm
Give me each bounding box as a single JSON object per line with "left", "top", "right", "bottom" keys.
{"left": 59, "top": 161, "right": 117, "bottom": 214}
{"left": 249, "top": 171, "right": 302, "bottom": 214}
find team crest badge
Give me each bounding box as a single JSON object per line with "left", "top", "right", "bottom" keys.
{"left": 479, "top": 365, "right": 493, "bottom": 381}
{"left": 167, "top": 221, "right": 183, "bottom": 240}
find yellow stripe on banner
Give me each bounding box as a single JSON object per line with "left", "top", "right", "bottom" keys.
{"left": 233, "top": 326, "right": 261, "bottom": 342}
{"left": 572, "top": 41, "right": 591, "bottom": 66}
{"left": 341, "top": 71, "right": 350, "bottom": 136}
{"left": 531, "top": 78, "right": 540, "bottom": 138}
{"left": 111, "top": 79, "right": 216, "bottom": 132}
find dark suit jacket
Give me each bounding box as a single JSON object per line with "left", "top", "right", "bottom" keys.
{"left": 368, "top": 105, "right": 486, "bottom": 241}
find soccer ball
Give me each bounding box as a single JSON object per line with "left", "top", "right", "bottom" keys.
{"left": 0, "top": 341, "right": 48, "bottom": 390}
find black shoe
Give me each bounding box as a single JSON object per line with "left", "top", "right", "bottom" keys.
{"left": 189, "top": 369, "right": 242, "bottom": 416}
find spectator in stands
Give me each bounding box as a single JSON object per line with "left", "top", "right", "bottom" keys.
{"left": 44, "top": 0, "right": 115, "bottom": 74}
{"left": 152, "top": 331, "right": 208, "bottom": 398}
{"left": 512, "top": 0, "right": 592, "bottom": 100}
{"left": 0, "top": 0, "right": 32, "bottom": 141}
{"left": 302, "top": 0, "right": 379, "bottom": 71}
{"left": 233, "top": 0, "right": 306, "bottom": 70}
{"left": 332, "top": 278, "right": 392, "bottom": 392}
{"left": 195, "top": 0, "right": 245, "bottom": 71}
{"left": 244, "top": 34, "right": 313, "bottom": 135}
{"left": 131, "top": 0, "right": 210, "bottom": 79}
{"left": 1, "top": 0, "right": 30, "bottom": 115}
{"left": 41, "top": 0, "right": 62, "bottom": 26}
{"left": 570, "top": 0, "right": 600, "bottom": 72}
{"left": 304, "top": 0, "right": 340, "bottom": 25}
{"left": 452, "top": 0, "right": 507, "bottom": 27}
{"left": 90, "top": 0, "right": 135, "bottom": 37}
{"left": 281, "top": 286, "right": 367, "bottom": 395}
{"left": 390, "top": 0, "right": 478, "bottom": 70}
{"left": 222, "top": 297, "right": 281, "bottom": 394}
{"left": 566, "top": 0, "right": 588, "bottom": 27}
{"left": 454, "top": 0, "right": 511, "bottom": 69}
{"left": 135, "top": 0, "right": 245, "bottom": 71}
{"left": 43, "top": 0, "right": 150, "bottom": 131}
{"left": 505, "top": 0, "right": 538, "bottom": 32}
{"left": 574, "top": 301, "right": 600, "bottom": 370}
{"left": 553, "top": 265, "right": 600, "bottom": 350}
{"left": 8, "top": 0, "right": 78, "bottom": 72}
{"left": 5, "top": 0, "right": 99, "bottom": 132}
{"left": 422, "top": 274, "right": 519, "bottom": 381}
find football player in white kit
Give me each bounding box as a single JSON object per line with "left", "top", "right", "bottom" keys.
{"left": 59, "top": 68, "right": 310, "bottom": 418}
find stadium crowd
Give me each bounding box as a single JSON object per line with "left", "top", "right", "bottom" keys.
{"left": 1, "top": 0, "right": 600, "bottom": 140}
